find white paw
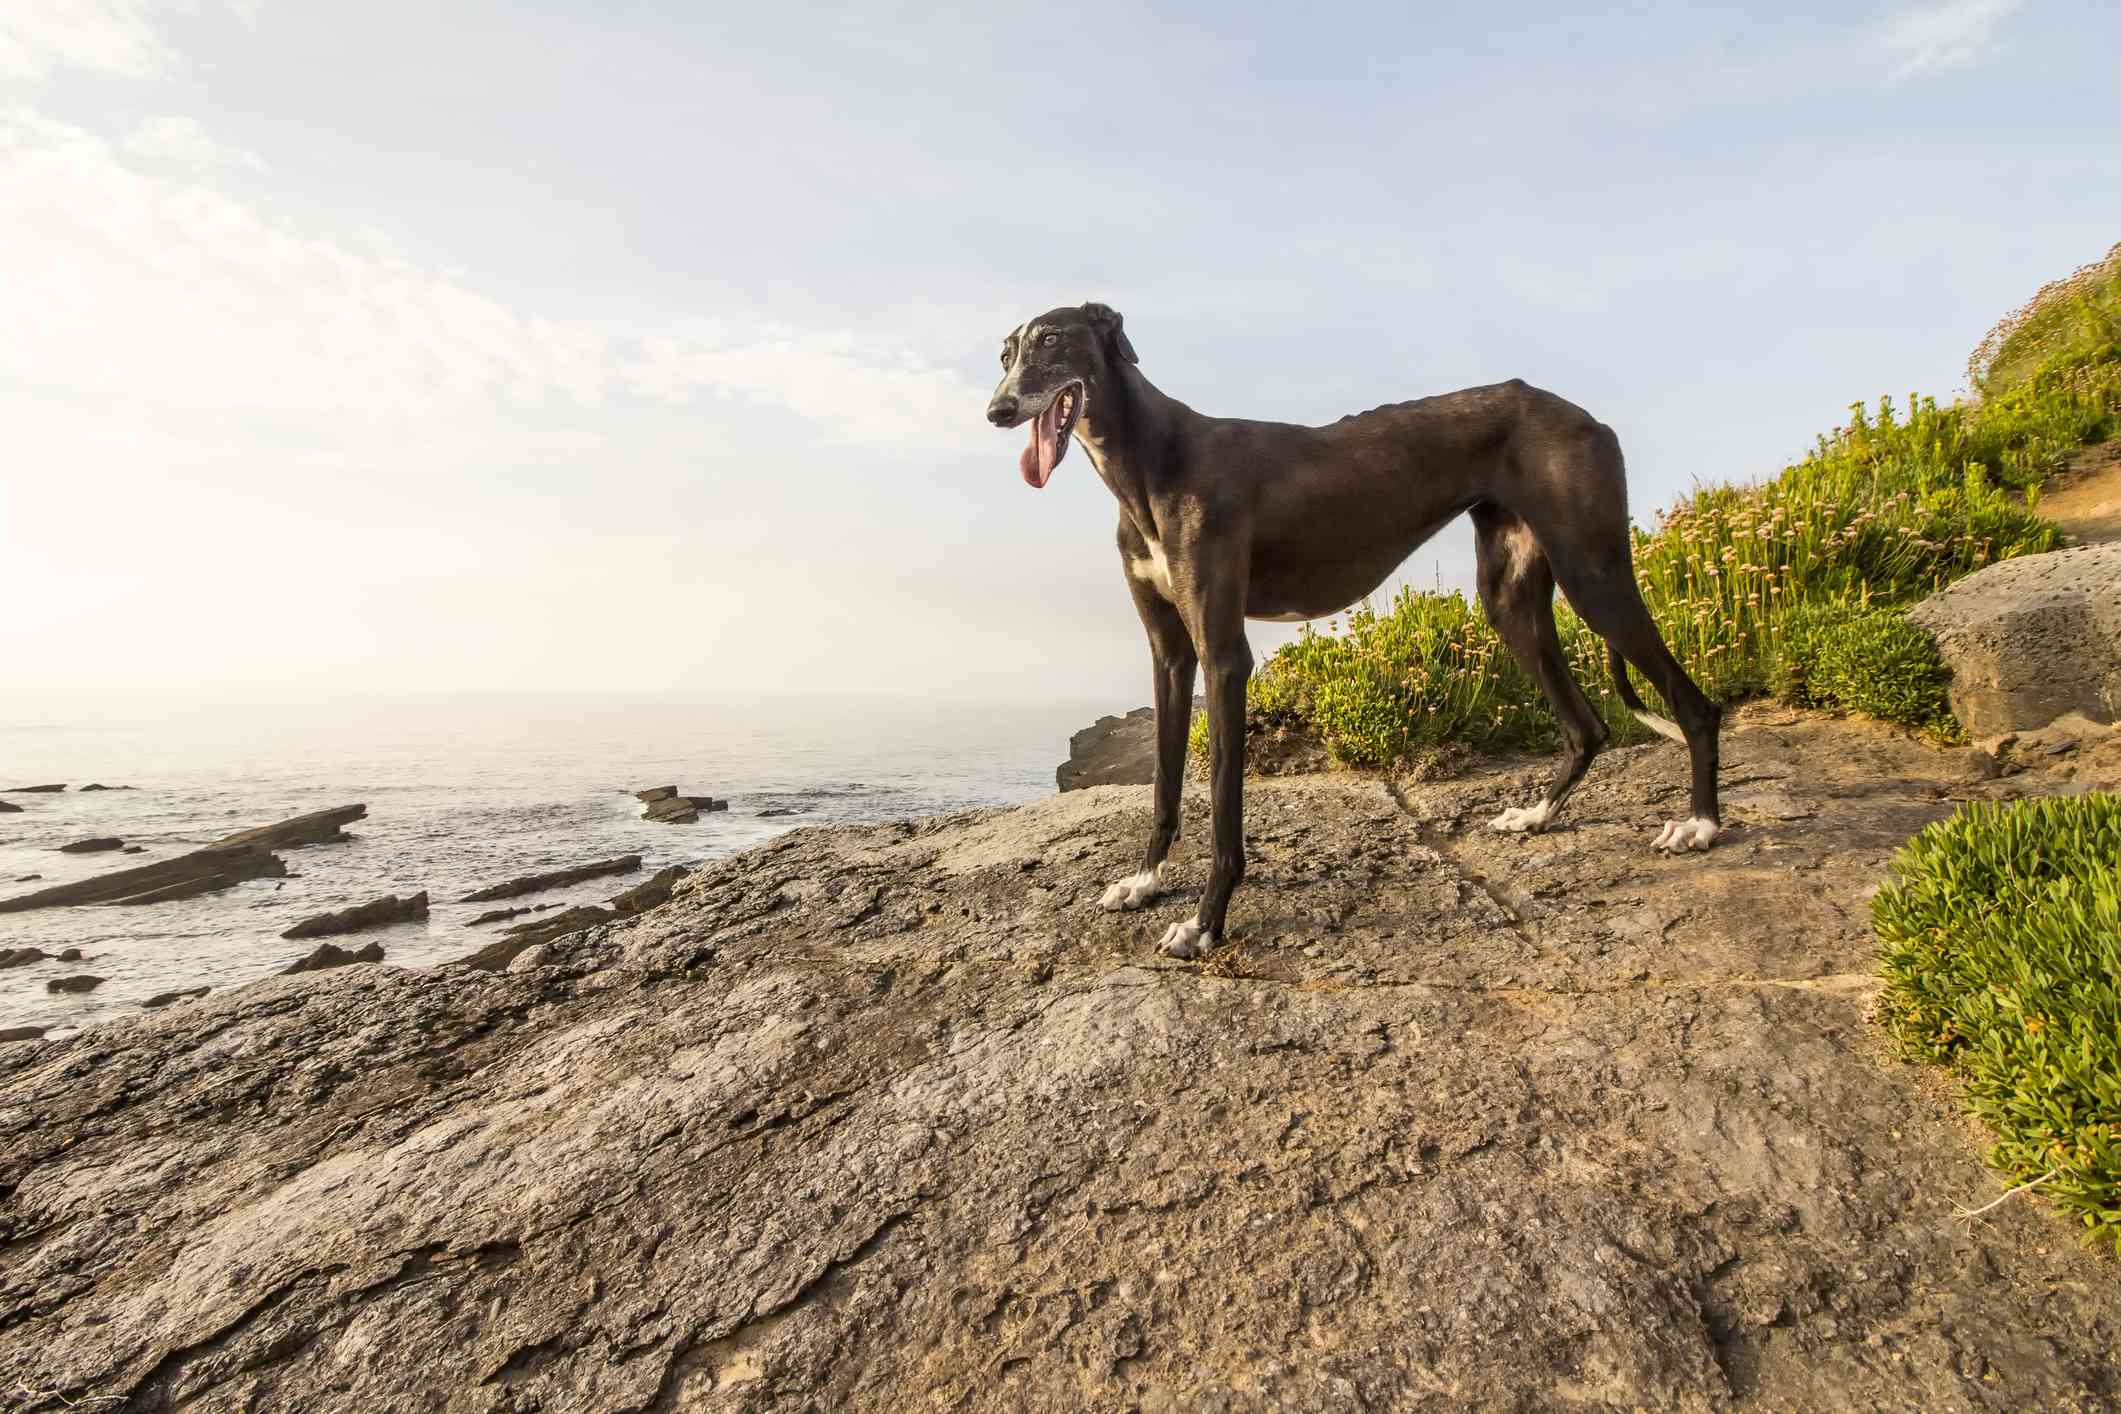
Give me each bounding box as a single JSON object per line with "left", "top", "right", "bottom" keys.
{"left": 1488, "top": 801, "right": 1554, "bottom": 834}
{"left": 1652, "top": 816, "right": 1721, "bottom": 853}
{"left": 1157, "top": 917, "right": 1219, "bottom": 960}
{"left": 1099, "top": 867, "right": 1164, "bottom": 912}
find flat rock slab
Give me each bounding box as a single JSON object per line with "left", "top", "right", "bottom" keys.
{"left": 1, "top": 784, "right": 65, "bottom": 793}
{"left": 57, "top": 838, "right": 124, "bottom": 854}
{"left": 280, "top": 941, "right": 385, "bottom": 974}
{"left": 2, "top": 708, "right": 2118, "bottom": 1410}
{"left": 210, "top": 803, "right": 366, "bottom": 851}
{"left": 459, "top": 855, "right": 642, "bottom": 903}
{"left": 1910, "top": 540, "right": 2121, "bottom": 735}
{"left": 280, "top": 891, "right": 430, "bottom": 941}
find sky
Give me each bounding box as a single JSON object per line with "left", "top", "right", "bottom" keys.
{"left": 2, "top": 0, "right": 2117, "bottom": 706}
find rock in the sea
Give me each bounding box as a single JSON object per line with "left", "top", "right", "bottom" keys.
{"left": 0, "top": 1025, "right": 46, "bottom": 1043}
{"left": 142, "top": 986, "right": 211, "bottom": 1010}
{"left": 281, "top": 941, "right": 386, "bottom": 974}
{"left": 758, "top": 806, "right": 802, "bottom": 817}
{"left": 0, "top": 800, "right": 20, "bottom": 814}
{"left": 460, "top": 855, "right": 641, "bottom": 903}
{"left": 212, "top": 804, "right": 366, "bottom": 851}
{"left": 1056, "top": 706, "right": 1159, "bottom": 790}
{"left": 11, "top": 874, "right": 40, "bottom": 882}
{"left": 58, "top": 837, "right": 125, "bottom": 854}
{"left": 1909, "top": 541, "right": 2121, "bottom": 736}
{"left": 2, "top": 783, "right": 66, "bottom": 793}
{"left": 634, "top": 785, "right": 678, "bottom": 802}
{"left": 467, "top": 905, "right": 534, "bottom": 927}
{"left": 643, "top": 796, "right": 698, "bottom": 823}
{"left": 0, "top": 948, "right": 50, "bottom": 970}
{"left": 454, "top": 906, "right": 616, "bottom": 970}
{"left": 44, "top": 974, "right": 103, "bottom": 994}
{"left": 77, "top": 783, "right": 136, "bottom": 791}
{"left": 0, "top": 842, "right": 287, "bottom": 913}
{"left": 280, "top": 891, "right": 430, "bottom": 941}
{"left": 57, "top": 948, "right": 82, "bottom": 962}
{"left": 122, "top": 846, "right": 146, "bottom": 854}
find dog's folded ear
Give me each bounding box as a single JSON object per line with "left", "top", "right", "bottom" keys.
{"left": 1082, "top": 301, "right": 1138, "bottom": 365}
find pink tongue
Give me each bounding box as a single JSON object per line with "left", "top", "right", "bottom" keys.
{"left": 1020, "top": 400, "right": 1061, "bottom": 488}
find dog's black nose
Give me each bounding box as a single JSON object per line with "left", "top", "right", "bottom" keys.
{"left": 987, "top": 396, "right": 1018, "bottom": 426}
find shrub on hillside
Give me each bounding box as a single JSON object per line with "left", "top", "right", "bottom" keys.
{"left": 1971, "top": 240, "right": 2121, "bottom": 399}
{"left": 1874, "top": 795, "right": 2121, "bottom": 1255}
{"left": 1771, "top": 603, "right": 1958, "bottom": 738}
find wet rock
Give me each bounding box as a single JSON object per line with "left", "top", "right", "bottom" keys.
{"left": 0, "top": 948, "right": 49, "bottom": 970}
{"left": 467, "top": 906, "right": 534, "bottom": 927}
{"left": 2, "top": 783, "right": 65, "bottom": 793}
{"left": 643, "top": 796, "right": 698, "bottom": 823}
{"left": 0, "top": 843, "right": 287, "bottom": 913}
{"left": 11, "top": 874, "right": 39, "bottom": 882}
{"left": 122, "top": 846, "right": 146, "bottom": 854}
{"left": 0, "top": 800, "right": 20, "bottom": 814}
{"left": 758, "top": 807, "right": 802, "bottom": 817}
{"left": 58, "top": 837, "right": 125, "bottom": 854}
{"left": 454, "top": 906, "right": 614, "bottom": 970}
{"left": 1909, "top": 541, "right": 2121, "bottom": 735}
{"left": 460, "top": 855, "right": 640, "bottom": 904}
{"left": 0, "top": 1025, "right": 46, "bottom": 1044}
{"left": 212, "top": 804, "right": 366, "bottom": 851}
{"left": 610, "top": 865, "right": 690, "bottom": 916}
{"left": 57, "top": 948, "right": 82, "bottom": 962}
{"left": 280, "top": 891, "right": 430, "bottom": 941}
{"left": 280, "top": 941, "right": 386, "bottom": 974}
{"left": 634, "top": 785, "right": 678, "bottom": 802}
{"left": 141, "top": 987, "right": 211, "bottom": 1010}
{"left": 44, "top": 974, "right": 103, "bottom": 994}
{"left": 5, "top": 706, "right": 2121, "bottom": 1410}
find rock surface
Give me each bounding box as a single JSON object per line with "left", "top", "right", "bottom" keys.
{"left": 0, "top": 843, "right": 287, "bottom": 913}
{"left": 42, "top": 974, "right": 103, "bottom": 995}
{"left": 635, "top": 785, "right": 678, "bottom": 802}
{"left": 1909, "top": 540, "right": 2121, "bottom": 736}
{"left": 3, "top": 707, "right": 2120, "bottom": 1410}
{"left": 1, "top": 784, "right": 65, "bottom": 793}
{"left": 1056, "top": 705, "right": 1158, "bottom": 790}
{"left": 0, "top": 800, "right": 19, "bottom": 814}
{"left": 0, "top": 949, "right": 49, "bottom": 970}
{"left": 280, "top": 941, "right": 386, "bottom": 974}
{"left": 280, "top": 891, "right": 431, "bottom": 941}
{"left": 644, "top": 795, "right": 727, "bottom": 823}
{"left": 459, "top": 855, "right": 641, "bottom": 903}
{"left": 141, "top": 987, "right": 212, "bottom": 1010}
{"left": 57, "top": 837, "right": 124, "bottom": 854}
{"left": 211, "top": 803, "right": 366, "bottom": 851}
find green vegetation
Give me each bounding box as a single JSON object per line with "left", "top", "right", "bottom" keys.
{"left": 1191, "top": 250, "right": 2121, "bottom": 771}
{"left": 1874, "top": 795, "right": 2121, "bottom": 1254}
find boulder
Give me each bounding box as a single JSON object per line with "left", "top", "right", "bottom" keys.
{"left": 460, "top": 855, "right": 641, "bottom": 904}
{"left": 642, "top": 796, "right": 698, "bottom": 823}
{"left": 0, "top": 1025, "right": 46, "bottom": 1044}
{"left": 58, "top": 837, "right": 125, "bottom": 854}
{"left": 0, "top": 948, "right": 49, "bottom": 970}
{"left": 57, "top": 948, "right": 82, "bottom": 962}
{"left": 281, "top": 941, "right": 386, "bottom": 974}
{"left": 1056, "top": 706, "right": 1159, "bottom": 790}
{"left": 0, "top": 843, "right": 286, "bottom": 913}
{"left": 634, "top": 785, "right": 678, "bottom": 802}
{"left": 1908, "top": 541, "right": 2121, "bottom": 736}
{"left": 280, "top": 891, "right": 430, "bottom": 941}
{"left": 2, "top": 783, "right": 65, "bottom": 793}
{"left": 44, "top": 974, "right": 103, "bottom": 994}
{"left": 142, "top": 987, "right": 211, "bottom": 1010}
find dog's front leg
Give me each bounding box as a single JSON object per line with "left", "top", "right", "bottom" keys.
{"left": 1101, "top": 563, "right": 1197, "bottom": 912}
{"left": 1158, "top": 594, "right": 1251, "bottom": 961}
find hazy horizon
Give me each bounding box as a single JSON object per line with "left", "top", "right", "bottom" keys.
{"left": 5, "top": 0, "right": 2118, "bottom": 707}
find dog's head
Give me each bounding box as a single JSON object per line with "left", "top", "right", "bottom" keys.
{"left": 986, "top": 302, "right": 1137, "bottom": 488}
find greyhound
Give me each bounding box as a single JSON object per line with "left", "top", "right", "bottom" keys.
{"left": 986, "top": 302, "right": 1722, "bottom": 960}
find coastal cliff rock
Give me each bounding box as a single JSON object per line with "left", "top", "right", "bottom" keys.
{"left": 1056, "top": 705, "right": 1157, "bottom": 790}
{"left": 4, "top": 707, "right": 2120, "bottom": 1410}
{"left": 1909, "top": 540, "right": 2121, "bottom": 736}
{"left": 280, "top": 892, "right": 430, "bottom": 941}
{"left": 459, "top": 854, "right": 641, "bottom": 903}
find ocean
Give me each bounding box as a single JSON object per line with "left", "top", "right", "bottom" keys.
{"left": 1, "top": 693, "right": 1111, "bottom": 1036}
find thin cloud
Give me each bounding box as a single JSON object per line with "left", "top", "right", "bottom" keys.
{"left": 123, "top": 114, "right": 266, "bottom": 171}
{"left": 1877, "top": 0, "right": 2025, "bottom": 81}
{"left": 0, "top": 0, "right": 177, "bottom": 79}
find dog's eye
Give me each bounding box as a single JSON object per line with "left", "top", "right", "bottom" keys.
{"left": 999, "top": 348, "right": 1012, "bottom": 368}
{"left": 1040, "top": 332, "right": 1058, "bottom": 347}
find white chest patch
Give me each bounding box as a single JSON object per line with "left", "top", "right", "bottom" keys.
{"left": 1128, "top": 538, "right": 1176, "bottom": 599}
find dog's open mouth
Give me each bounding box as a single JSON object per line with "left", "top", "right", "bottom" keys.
{"left": 1019, "top": 383, "right": 1082, "bottom": 489}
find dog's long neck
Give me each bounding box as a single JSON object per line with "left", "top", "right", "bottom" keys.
{"left": 1077, "top": 362, "right": 1187, "bottom": 539}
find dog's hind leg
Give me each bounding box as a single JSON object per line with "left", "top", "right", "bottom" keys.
{"left": 1472, "top": 505, "right": 1609, "bottom": 834}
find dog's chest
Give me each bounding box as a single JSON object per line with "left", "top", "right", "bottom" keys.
{"left": 1127, "top": 538, "right": 1177, "bottom": 600}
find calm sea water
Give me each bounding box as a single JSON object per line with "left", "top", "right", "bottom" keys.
{"left": 0, "top": 693, "right": 1110, "bottom": 1036}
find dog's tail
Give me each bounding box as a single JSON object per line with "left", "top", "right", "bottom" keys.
{"left": 1608, "top": 642, "right": 1686, "bottom": 744}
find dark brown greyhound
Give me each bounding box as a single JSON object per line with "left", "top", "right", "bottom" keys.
{"left": 986, "top": 302, "right": 1722, "bottom": 959}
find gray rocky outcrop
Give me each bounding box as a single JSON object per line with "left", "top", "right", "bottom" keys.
{"left": 4, "top": 708, "right": 2120, "bottom": 1410}
{"left": 211, "top": 804, "right": 366, "bottom": 851}
{"left": 459, "top": 855, "right": 641, "bottom": 903}
{"left": 644, "top": 794, "right": 728, "bottom": 823}
{"left": 1056, "top": 705, "right": 1158, "bottom": 790}
{"left": 1909, "top": 540, "right": 2121, "bottom": 736}
{"left": 635, "top": 785, "right": 678, "bottom": 802}
{"left": 280, "top": 891, "right": 430, "bottom": 941}
{"left": 280, "top": 941, "right": 386, "bottom": 974}
{"left": 57, "top": 837, "right": 124, "bottom": 854}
